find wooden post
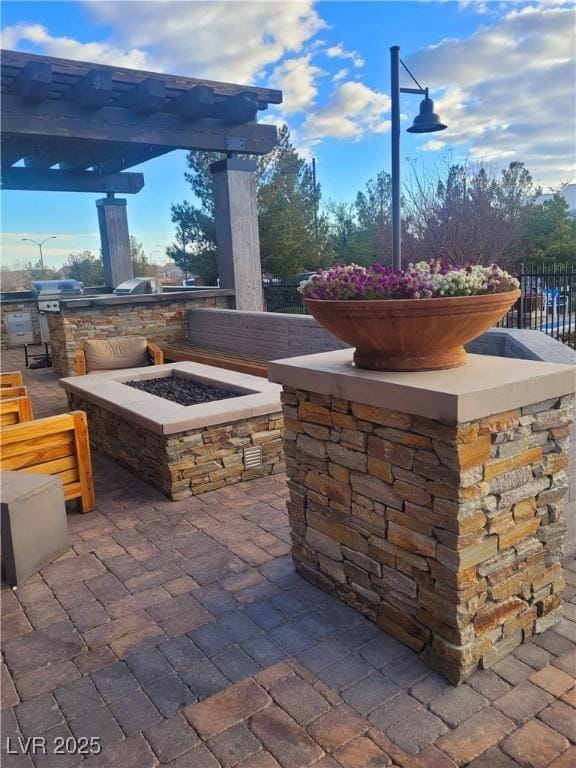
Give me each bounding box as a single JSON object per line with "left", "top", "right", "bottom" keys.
{"left": 96, "top": 195, "right": 133, "bottom": 288}
{"left": 211, "top": 158, "right": 264, "bottom": 311}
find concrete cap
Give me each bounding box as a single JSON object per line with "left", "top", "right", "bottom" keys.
{"left": 268, "top": 350, "right": 576, "bottom": 424}
{"left": 61, "top": 361, "right": 281, "bottom": 435}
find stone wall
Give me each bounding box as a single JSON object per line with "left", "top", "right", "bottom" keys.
{"left": 50, "top": 293, "right": 234, "bottom": 377}
{"left": 0, "top": 300, "right": 41, "bottom": 348}
{"left": 282, "top": 386, "right": 574, "bottom": 683}
{"left": 68, "top": 392, "right": 284, "bottom": 500}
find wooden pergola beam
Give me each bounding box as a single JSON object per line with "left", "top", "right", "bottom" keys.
{"left": 1, "top": 95, "right": 278, "bottom": 155}
{"left": 117, "top": 77, "right": 166, "bottom": 114}
{"left": 71, "top": 69, "right": 113, "bottom": 109}
{"left": 15, "top": 61, "right": 52, "bottom": 104}
{"left": 1, "top": 49, "right": 282, "bottom": 104}
{"left": 95, "top": 147, "right": 175, "bottom": 175}
{"left": 1, "top": 167, "right": 145, "bottom": 193}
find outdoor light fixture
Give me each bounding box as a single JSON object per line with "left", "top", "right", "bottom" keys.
{"left": 21, "top": 235, "right": 57, "bottom": 272}
{"left": 407, "top": 94, "right": 447, "bottom": 134}
{"left": 391, "top": 46, "right": 447, "bottom": 269}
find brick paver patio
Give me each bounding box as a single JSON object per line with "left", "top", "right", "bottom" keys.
{"left": 1, "top": 348, "right": 575, "bottom": 768}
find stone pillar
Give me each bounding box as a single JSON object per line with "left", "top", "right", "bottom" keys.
{"left": 210, "top": 158, "right": 263, "bottom": 311}
{"left": 96, "top": 196, "right": 133, "bottom": 288}
{"left": 269, "top": 351, "right": 575, "bottom": 684}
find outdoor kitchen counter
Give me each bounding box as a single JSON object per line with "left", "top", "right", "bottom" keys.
{"left": 58, "top": 288, "right": 235, "bottom": 309}
{"left": 269, "top": 349, "right": 575, "bottom": 683}
{"left": 48, "top": 289, "right": 236, "bottom": 376}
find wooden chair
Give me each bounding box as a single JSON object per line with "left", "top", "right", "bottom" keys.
{"left": 0, "top": 396, "right": 33, "bottom": 427}
{"left": 0, "top": 385, "right": 29, "bottom": 400}
{"left": 0, "top": 371, "right": 24, "bottom": 388}
{"left": 0, "top": 411, "right": 96, "bottom": 513}
{"left": 74, "top": 338, "right": 164, "bottom": 375}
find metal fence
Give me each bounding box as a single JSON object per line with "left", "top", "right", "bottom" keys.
{"left": 263, "top": 264, "right": 576, "bottom": 349}
{"left": 263, "top": 281, "right": 306, "bottom": 314}
{"left": 499, "top": 264, "right": 576, "bottom": 349}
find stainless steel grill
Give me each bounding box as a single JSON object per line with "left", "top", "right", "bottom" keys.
{"left": 31, "top": 280, "right": 84, "bottom": 313}
{"left": 113, "top": 277, "right": 162, "bottom": 296}
{"left": 32, "top": 279, "right": 84, "bottom": 344}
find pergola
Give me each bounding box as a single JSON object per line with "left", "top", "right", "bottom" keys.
{"left": 1, "top": 50, "right": 282, "bottom": 308}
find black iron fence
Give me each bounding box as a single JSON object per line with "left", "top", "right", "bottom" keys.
{"left": 263, "top": 264, "right": 576, "bottom": 349}
{"left": 263, "top": 281, "right": 306, "bottom": 314}
{"left": 499, "top": 264, "right": 576, "bottom": 349}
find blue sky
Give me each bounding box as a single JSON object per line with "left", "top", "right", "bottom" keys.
{"left": 2, "top": 1, "right": 574, "bottom": 268}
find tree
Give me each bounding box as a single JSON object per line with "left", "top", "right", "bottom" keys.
{"left": 327, "top": 172, "right": 405, "bottom": 266}
{"left": 403, "top": 159, "right": 535, "bottom": 265}
{"left": 509, "top": 195, "right": 576, "bottom": 265}
{"left": 25, "top": 261, "right": 59, "bottom": 282}
{"left": 258, "top": 128, "right": 332, "bottom": 278}
{"left": 130, "top": 237, "right": 156, "bottom": 277}
{"left": 167, "top": 198, "right": 219, "bottom": 283}
{"left": 66, "top": 251, "right": 104, "bottom": 285}
{"left": 168, "top": 125, "right": 332, "bottom": 281}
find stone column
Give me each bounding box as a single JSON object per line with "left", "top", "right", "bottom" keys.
{"left": 269, "top": 351, "right": 575, "bottom": 683}
{"left": 210, "top": 158, "right": 263, "bottom": 311}
{"left": 96, "top": 195, "right": 133, "bottom": 288}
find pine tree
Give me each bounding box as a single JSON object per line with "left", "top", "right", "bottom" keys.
{"left": 67, "top": 251, "right": 104, "bottom": 285}
{"left": 167, "top": 126, "right": 331, "bottom": 282}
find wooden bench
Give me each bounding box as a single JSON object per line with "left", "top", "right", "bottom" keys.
{"left": 161, "top": 342, "right": 268, "bottom": 378}
{"left": 0, "top": 371, "right": 24, "bottom": 388}
{"left": 0, "top": 396, "right": 33, "bottom": 427}
{"left": 0, "top": 412, "right": 96, "bottom": 513}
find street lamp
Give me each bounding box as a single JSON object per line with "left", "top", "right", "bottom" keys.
{"left": 390, "top": 46, "right": 447, "bottom": 270}
{"left": 21, "top": 236, "right": 57, "bottom": 272}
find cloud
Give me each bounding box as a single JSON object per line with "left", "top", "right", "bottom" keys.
{"left": 324, "top": 42, "right": 365, "bottom": 68}
{"left": 332, "top": 68, "right": 349, "bottom": 82}
{"left": 3, "top": 2, "right": 326, "bottom": 85}
{"left": 88, "top": 0, "right": 327, "bottom": 83}
{"left": 1, "top": 23, "right": 150, "bottom": 69}
{"left": 302, "top": 81, "right": 391, "bottom": 142}
{"left": 407, "top": 5, "right": 576, "bottom": 185}
{"left": 269, "top": 55, "right": 324, "bottom": 114}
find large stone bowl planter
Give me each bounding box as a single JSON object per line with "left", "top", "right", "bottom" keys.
{"left": 304, "top": 289, "right": 520, "bottom": 371}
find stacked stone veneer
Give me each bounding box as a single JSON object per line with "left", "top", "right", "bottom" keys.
{"left": 49, "top": 293, "right": 233, "bottom": 377}
{"left": 68, "top": 392, "right": 284, "bottom": 500}
{"left": 282, "top": 387, "right": 574, "bottom": 683}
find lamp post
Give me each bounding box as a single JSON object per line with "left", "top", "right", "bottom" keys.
{"left": 390, "top": 46, "right": 447, "bottom": 270}
{"left": 21, "top": 236, "right": 56, "bottom": 272}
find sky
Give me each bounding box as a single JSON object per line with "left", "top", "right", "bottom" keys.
{"left": 1, "top": 0, "right": 575, "bottom": 269}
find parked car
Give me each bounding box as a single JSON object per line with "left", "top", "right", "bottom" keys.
{"left": 295, "top": 271, "right": 317, "bottom": 284}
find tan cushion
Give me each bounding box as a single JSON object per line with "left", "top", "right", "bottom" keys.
{"left": 83, "top": 337, "right": 149, "bottom": 372}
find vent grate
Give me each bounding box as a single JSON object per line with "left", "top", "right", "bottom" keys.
{"left": 243, "top": 445, "right": 263, "bottom": 469}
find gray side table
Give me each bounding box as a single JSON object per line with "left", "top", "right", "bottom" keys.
{"left": 1, "top": 471, "right": 68, "bottom": 585}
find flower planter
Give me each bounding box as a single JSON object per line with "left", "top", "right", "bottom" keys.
{"left": 304, "top": 289, "right": 520, "bottom": 371}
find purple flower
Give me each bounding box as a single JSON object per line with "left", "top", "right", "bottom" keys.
{"left": 299, "top": 261, "right": 519, "bottom": 301}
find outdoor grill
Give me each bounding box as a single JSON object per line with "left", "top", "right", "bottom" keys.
{"left": 113, "top": 277, "right": 162, "bottom": 296}
{"left": 31, "top": 279, "right": 84, "bottom": 313}
{"left": 32, "top": 279, "right": 84, "bottom": 345}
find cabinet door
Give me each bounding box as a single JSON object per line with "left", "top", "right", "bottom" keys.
{"left": 8, "top": 330, "right": 35, "bottom": 345}
{"left": 6, "top": 311, "right": 33, "bottom": 333}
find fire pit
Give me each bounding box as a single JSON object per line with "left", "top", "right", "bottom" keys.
{"left": 124, "top": 374, "right": 242, "bottom": 406}
{"left": 61, "top": 362, "right": 284, "bottom": 499}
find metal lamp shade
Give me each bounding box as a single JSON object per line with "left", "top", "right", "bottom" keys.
{"left": 407, "top": 96, "right": 447, "bottom": 133}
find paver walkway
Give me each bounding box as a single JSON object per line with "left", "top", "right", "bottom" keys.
{"left": 1, "top": 348, "right": 575, "bottom": 768}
